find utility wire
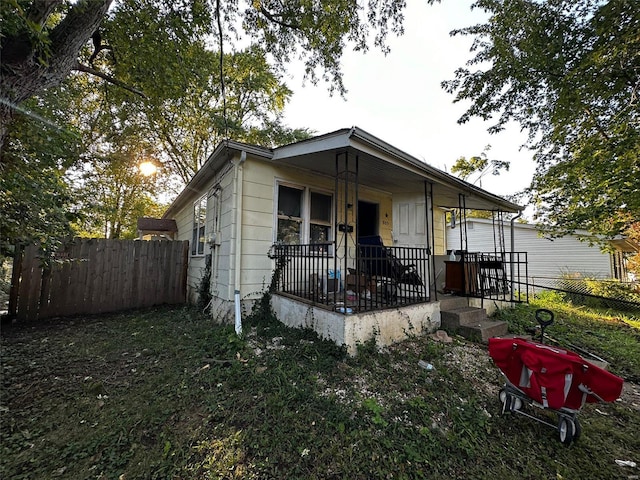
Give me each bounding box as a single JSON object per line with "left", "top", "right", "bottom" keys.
{"left": 215, "top": 0, "right": 228, "bottom": 141}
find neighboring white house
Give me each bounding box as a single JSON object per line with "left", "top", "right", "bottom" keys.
{"left": 163, "top": 127, "right": 523, "bottom": 352}
{"left": 446, "top": 218, "right": 618, "bottom": 284}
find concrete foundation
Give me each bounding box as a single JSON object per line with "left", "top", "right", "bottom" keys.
{"left": 271, "top": 294, "right": 441, "bottom": 355}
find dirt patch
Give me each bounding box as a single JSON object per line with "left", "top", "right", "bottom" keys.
{"left": 619, "top": 381, "right": 640, "bottom": 411}
{"left": 442, "top": 341, "right": 502, "bottom": 398}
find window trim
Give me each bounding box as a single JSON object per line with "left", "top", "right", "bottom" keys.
{"left": 276, "top": 183, "right": 304, "bottom": 245}
{"left": 275, "top": 180, "right": 334, "bottom": 254}
{"left": 191, "top": 195, "right": 207, "bottom": 256}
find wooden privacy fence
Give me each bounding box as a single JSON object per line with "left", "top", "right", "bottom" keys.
{"left": 9, "top": 238, "right": 189, "bottom": 321}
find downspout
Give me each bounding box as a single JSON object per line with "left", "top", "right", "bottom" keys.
{"left": 510, "top": 211, "right": 522, "bottom": 302}
{"left": 234, "top": 150, "right": 247, "bottom": 335}
{"left": 209, "top": 185, "right": 222, "bottom": 312}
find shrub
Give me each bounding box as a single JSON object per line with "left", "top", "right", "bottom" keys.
{"left": 584, "top": 278, "right": 640, "bottom": 311}
{"left": 555, "top": 273, "right": 640, "bottom": 312}
{"left": 197, "top": 254, "right": 212, "bottom": 312}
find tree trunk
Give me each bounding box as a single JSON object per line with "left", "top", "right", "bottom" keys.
{"left": 0, "top": 0, "right": 113, "bottom": 152}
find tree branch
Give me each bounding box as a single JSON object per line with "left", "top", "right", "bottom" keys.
{"left": 74, "top": 63, "right": 146, "bottom": 98}
{"left": 27, "top": 0, "right": 63, "bottom": 26}
{"left": 258, "top": 6, "right": 301, "bottom": 30}
{"left": 583, "top": 106, "right": 610, "bottom": 141}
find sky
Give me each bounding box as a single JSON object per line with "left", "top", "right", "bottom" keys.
{"left": 280, "top": 1, "right": 537, "bottom": 210}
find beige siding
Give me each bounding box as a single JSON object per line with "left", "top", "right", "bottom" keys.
{"left": 272, "top": 164, "right": 335, "bottom": 191}
{"left": 237, "top": 159, "right": 277, "bottom": 299}
{"left": 173, "top": 201, "right": 193, "bottom": 242}
{"left": 172, "top": 197, "right": 203, "bottom": 301}
{"left": 169, "top": 161, "right": 237, "bottom": 304}
{"left": 432, "top": 208, "right": 446, "bottom": 255}
{"left": 215, "top": 165, "right": 238, "bottom": 300}
{"left": 242, "top": 224, "right": 272, "bottom": 242}
{"left": 170, "top": 153, "right": 451, "bottom": 306}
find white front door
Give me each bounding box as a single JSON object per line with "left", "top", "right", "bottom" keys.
{"left": 392, "top": 198, "right": 428, "bottom": 248}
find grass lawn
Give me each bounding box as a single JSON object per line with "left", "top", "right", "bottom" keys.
{"left": 1, "top": 296, "right": 639, "bottom": 479}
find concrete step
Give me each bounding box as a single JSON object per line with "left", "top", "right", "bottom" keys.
{"left": 439, "top": 301, "right": 509, "bottom": 343}
{"left": 437, "top": 295, "right": 468, "bottom": 311}
{"left": 441, "top": 306, "right": 487, "bottom": 328}
{"left": 457, "top": 319, "right": 509, "bottom": 343}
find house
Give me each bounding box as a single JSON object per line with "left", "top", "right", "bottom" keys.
{"left": 137, "top": 217, "right": 178, "bottom": 240}
{"left": 609, "top": 237, "right": 640, "bottom": 282}
{"left": 446, "top": 217, "right": 633, "bottom": 290}
{"left": 163, "top": 127, "right": 524, "bottom": 352}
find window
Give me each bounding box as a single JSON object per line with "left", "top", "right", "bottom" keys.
{"left": 276, "top": 183, "right": 333, "bottom": 252}
{"left": 310, "top": 191, "right": 331, "bottom": 245}
{"left": 192, "top": 195, "right": 207, "bottom": 255}
{"left": 277, "top": 185, "right": 303, "bottom": 244}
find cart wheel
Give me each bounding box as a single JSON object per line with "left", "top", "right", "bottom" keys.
{"left": 573, "top": 418, "right": 582, "bottom": 442}
{"left": 558, "top": 417, "right": 575, "bottom": 445}
{"left": 499, "top": 388, "right": 508, "bottom": 413}
{"left": 499, "top": 389, "right": 522, "bottom": 413}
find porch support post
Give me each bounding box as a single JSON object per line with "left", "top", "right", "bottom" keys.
{"left": 332, "top": 149, "right": 359, "bottom": 307}
{"left": 425, "top": 181, "right": 435, "bottom": 300}
{"left": 510, "top": 211, "right": 522, "bottom": 303}
{"left": 334, "top": 152, "right": 339, "bottom": 250}
{"left": 334, "top": 152, "right": 339, "bottom": 301}
{"left": 335, "top": 150, "right": 347, "bottom": 305}
{"left": 355, "top": 154, "right": 359, "bottom": 240}
{"left": 457, "top": 193, "right": 469, "bottom": 253}
{"left": 342, "top": 151, "right": 348, "bottom": 306}
{"left": 458, "top": 194, "right": 463, "bottom": 252}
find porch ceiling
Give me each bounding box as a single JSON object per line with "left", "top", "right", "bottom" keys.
{"left": 273, "top": 147, "right": 520, "bottom": 213}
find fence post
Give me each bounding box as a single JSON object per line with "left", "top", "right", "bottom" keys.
{"left": 7, "top": 244, "right": 23, "bottom": 318}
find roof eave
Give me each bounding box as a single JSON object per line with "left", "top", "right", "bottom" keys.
{"left": 163, "top": 140, "right": 273, "bottom": 219}
{"left": 348, "top": 127, "right": 523, "bottom": 213}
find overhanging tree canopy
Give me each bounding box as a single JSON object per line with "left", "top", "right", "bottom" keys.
{"left": 0, "top": 0, "right": 113, "bottom": 150}
{"left": 442, "top": 0, "right": 639, "bottom": 241}
{"left": 0, "top": 0, "right": 439, "bottom": 151}
{"left": 3, "top": 0, "right": 434, "bottom": 251}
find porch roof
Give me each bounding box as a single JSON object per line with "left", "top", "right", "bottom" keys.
{"left": 610, "top": 236, "right": 640, "bottom": 253}
{"left": 164, "top": 127, "right": 522, "bottom": 218}
{"left": 271, "top": 127, "right": 522, "bottom": 213}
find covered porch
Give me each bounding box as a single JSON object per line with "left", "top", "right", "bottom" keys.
{"left": 265, "top": 128, "right": 525, "bottom": 349}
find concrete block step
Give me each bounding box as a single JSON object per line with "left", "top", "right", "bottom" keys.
{"left": 437, "top": 295, "right": 468, "bottom": 311}
{"left": 441, "top": 306, "right": 487, "bottom": 328}
{"left": 457, "top": 320, "right": 509, "bottom": 343}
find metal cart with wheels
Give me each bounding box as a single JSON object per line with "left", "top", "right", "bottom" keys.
{"left": 489, "top": 309, "right": 624, "bottom": 445}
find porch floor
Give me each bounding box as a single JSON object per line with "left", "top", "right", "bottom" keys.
{"left": 280, "top": 284, "right": 428, "bottom": 314}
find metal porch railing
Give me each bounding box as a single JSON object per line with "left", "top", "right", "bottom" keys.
{"left": 459, "top": 251, "right": 529, "bottom": 304}
{"left": 269, "top": 242, "right": 431, "bottom": 313}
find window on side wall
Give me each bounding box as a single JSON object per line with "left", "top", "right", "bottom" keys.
{"left": 192, "top": 195, "right": 207, "bottom": 255}
{"left": 309, "top": 190, "right": 332, "bottom": 253}
{"left": 276, "top": 183, "right": 333, "bottom": 253}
